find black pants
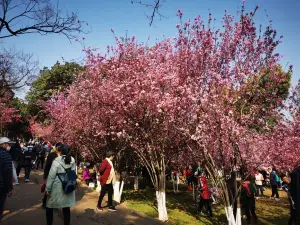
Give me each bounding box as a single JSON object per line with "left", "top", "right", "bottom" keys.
{"left": 24, "top": 166, "right": 31, "bottom": 180}
{"left": 36, "top": 157, "right": 45, "bottom": 169}
{"left": 16, "top": 164, "right": 22, "bottom": 177}
{"left": 46, "top": 207, "right": 70, "bottom": 225}
{"left": 97, "top": 183, "right": 113, "bottom": 207}
{"left": 271, "top": 185, "right": 279, "bottom": 198}
{"left": 187, "top": 176, "right": 193, "bottom": 186}
{"left": 244, "top": 198, "right": 258, "bottom": 223}
{"left": 0, "top": 192, "right": 7, "bottom": 221}
{"left": 198, "top": 198, "right": 212, "bottom": 217}
{"left": 255, "top": 185, "right": 264, "bottom": 196}
{"left": 42, "top": 193, "right": 47, "bottom": 207}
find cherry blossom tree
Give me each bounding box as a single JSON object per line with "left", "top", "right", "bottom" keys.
{"left": 0, "top": 98, "right": 19, "bottom": 135}
{"left": 34, "top": 3, "right": 295, "bottom": 223}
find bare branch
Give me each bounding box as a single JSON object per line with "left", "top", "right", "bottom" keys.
{"left": 0, "top": 48, "right": 38, "bottom": 97}
{"left": 0, "top": 0, "right": 87, "bottom": 40}
{"left": 132, "top": 0, "right": 166, "bottom": 26}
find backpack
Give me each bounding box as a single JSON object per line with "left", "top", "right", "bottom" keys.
{"left": 275, "top": 173, "right": 280, "bottom": 182}
{"left": 57, "top": 165, "right": 78, "bottom": 194}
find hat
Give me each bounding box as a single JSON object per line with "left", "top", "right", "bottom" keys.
{"left": 0, "top": 137, "right": 15, "bottom": 145}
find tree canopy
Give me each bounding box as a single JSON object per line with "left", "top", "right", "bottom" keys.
{"left": 25, "top": 61, "right": 84, "bottom": 121}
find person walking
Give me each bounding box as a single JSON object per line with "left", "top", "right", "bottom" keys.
{"left": 23, "top": 146, "right": 35, "bottom": 182}
{"left": 241, "top": 178, "right": 258, "bottom": 225}
{"left": 186, "top": 166, "right": 193, "bottom": 191}
{"left": 0, "top": 137, "right": 14, "bottom": 221}
{"left": 45, "top": 144, "right": 76, "bottom": 225}
{"left": 197, "top": 175, "right": 213, "bottom": 217}
{"left": 42, "top": 143, "right": 60, "bottom": 208}
{"left": 255, "top": 170, "right": 264, "bottom": 198}
{"left": 270, "top": 168, "right": 280, "bottom": 200}
{"left": 8, "top": 140, "right": 22, "bottom": 185}
{"left": 96, "top": 151, "right": 117, "bottom": 212}
{"left": 289, "top": 165, "right": 300, "bottom": 224}
{"left": 36, "top": 143, "right": 46, "bottom": 170}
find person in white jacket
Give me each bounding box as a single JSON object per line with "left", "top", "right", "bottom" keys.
{"left": 255, "top": 170, "right": 264, "bottom": 198}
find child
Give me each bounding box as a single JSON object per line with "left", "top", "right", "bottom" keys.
{"left": 197, "top": 176, "right": 213, "bottom": 217}
{"left": 187, "top": 166, "right": 193, "bottom": 190}
{"left": 82, "top": 166, "right": 92, "bottom": 185}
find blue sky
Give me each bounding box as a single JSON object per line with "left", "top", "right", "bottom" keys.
{"left": 4, "top": 0, "right": 300, "bottom": 97}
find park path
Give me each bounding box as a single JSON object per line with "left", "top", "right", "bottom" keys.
{"left": 2, "top": 171, "right": 163, "bottom": 225}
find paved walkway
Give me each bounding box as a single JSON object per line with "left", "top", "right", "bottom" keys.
{"left": 2, "top": 171, "right": 163, "bottom": 225}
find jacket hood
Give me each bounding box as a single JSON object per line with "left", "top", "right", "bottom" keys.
{"left": 56, "top": 155, "right": 75, "bottom": 169}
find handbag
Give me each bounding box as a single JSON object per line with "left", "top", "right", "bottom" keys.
{"left": 41, "top": 182, "right": 46, "bottom": 193}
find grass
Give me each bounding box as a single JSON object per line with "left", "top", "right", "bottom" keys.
{"left": 122, "top": 185, "right": 290, "bottom": 225}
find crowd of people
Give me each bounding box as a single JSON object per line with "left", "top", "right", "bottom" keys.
{"left": 0, "top": 137, "right": 118, "bottom": 225}
{"left": 0, "top": 136, "right": 300, "bottom": 225}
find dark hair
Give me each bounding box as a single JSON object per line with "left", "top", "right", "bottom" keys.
{"left": 106, "top": 151, "right": 114, "bottom": 158}
{"left": 56, "top": 143, "right": 71, "bottom": 164}
{"left": 63, "top": 145, "right": 71, "bottom": 164}
{"left": 55, "top": 142, "right": 63, "bottom": 151}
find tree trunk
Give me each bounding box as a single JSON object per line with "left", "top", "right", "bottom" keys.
{"left": 175, "top": 174, "right": 179, "bottom": 193}
{"left": 156, "top": 168, "right": 168, "bottom": 221}
{"left": 225, "top": 206, "right": 236, "bottom": 225}
{"left": 134, "top": 176, "right": 139, "bottom": 190}
{"left": 156, "top": 190, "right": 168, "bottom": 221}
{"left": 114, "top": 180, "right": 124, "bottom": 204}
{"left": 96, "top": 174, "right": 101, "bottom": 192}
{"left": 235, "top": 207, "right": 241, "bottom": 225}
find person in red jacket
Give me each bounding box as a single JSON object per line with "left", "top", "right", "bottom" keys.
{"left": 187, "top": 166, "right": 193, "bottom": 190}
{"left": 96, "top": 151, "right": 117, "bottom": 212}
{"left": 197, "top": 176, "right": 213, "bottom": 217}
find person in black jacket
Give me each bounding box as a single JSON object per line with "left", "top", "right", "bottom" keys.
{"left": 42, "top": 144, "right": 59, "bottom": 208}
{"left": 36, "top": 143, "right": 46, "bottom": 170}
{"left": 23, "top": 146, "right": 35, "bottom": 182}
{"left": 0, "top": 137, "right": 14, "bottom": 221}
{"left": 9, "top": 141, "right": 22, "bottom": 185}
{"left": 289, "top": 166, "right": 300, "bottom": 224}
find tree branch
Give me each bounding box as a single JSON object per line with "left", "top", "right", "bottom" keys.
{"left": 132, "top": 0, "right": 166, "bottom": 26}
{"left": 0, "top": 0, "right": 87, "bottom": 40}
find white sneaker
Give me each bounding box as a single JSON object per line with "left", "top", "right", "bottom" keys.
{"left": 13, "top": 182, "right": 20, "bottom": 185}
{"left": 275, "top": 198, "right": 280, "bottom": 201}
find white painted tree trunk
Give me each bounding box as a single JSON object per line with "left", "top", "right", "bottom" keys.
{"left": 172, "top": 178, "right": 175, "bottom": 193}
{"left": 225, "top": 206, "right": 236, "bottom": 225}
{"left": 96, "top": 174, "right": 101, "bottom": 192}
{"left": 175, "top": 174, "right": 179, "bottom": 192}
{"left": 75, "top": 153, "right": 78, "bottom": 175}
{"left": 156, "top": 191, "right": 168, "bottom": 221}
{"left": 235, "top": 207, "right": 241, "bottom": 225}
{"left": 114, "top": 180, "right": 124, "bottom": 204}
{"left": 134, "top": 176, "right": 139, "bottom": 190}
{"left": 172, "top": 175, "right": 178, "bottom": 193}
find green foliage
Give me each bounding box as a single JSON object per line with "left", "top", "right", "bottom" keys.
{"left": 123, "top": 187, "right": 290, "bottom": 225}
{"left": 25, "top": 61, "right": 84, "bottom": 121}
{"left": 234, "top": 65, "right": 291, "bottom": 131}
